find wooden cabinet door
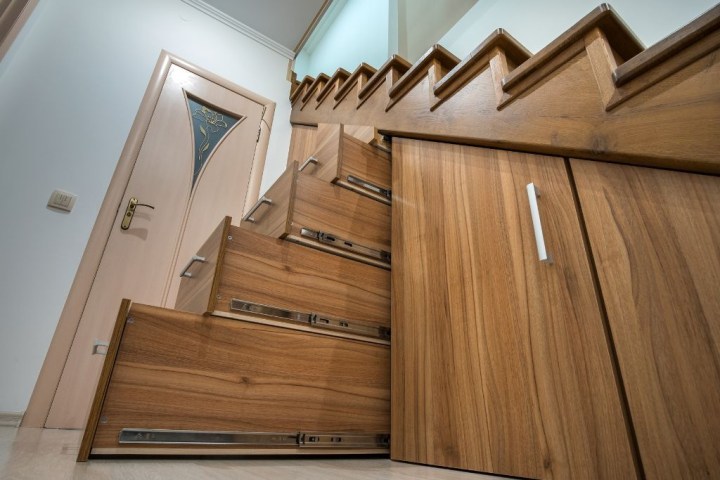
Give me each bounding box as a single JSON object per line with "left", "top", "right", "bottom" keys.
{"left": 572, "top": 160, "right": 720, "bottom": 479}
{"left": 392, "top": 139, "right": 637, "bottom": 479}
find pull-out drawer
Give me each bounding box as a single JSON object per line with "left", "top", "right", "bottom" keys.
{"left": 241, "top": 163, "right": 391, "bottom": 268}
{"left": 175, "top": 218, "right": 390, "bottom": 343}
{"left": 301, "top": 124, "right": 391, "bottom": 205}
{"left": 79, "top": 301, "right": 390, "bottom": 459}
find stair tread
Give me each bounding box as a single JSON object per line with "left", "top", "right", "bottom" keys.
{"left": 501, "top": 3, "right": 643, "bottom": 92}
{"left": 613, "top": 3, "right": 720, "bottom": 86}
{"left": 434, "top": 28, "right": 530, "bottom": 96}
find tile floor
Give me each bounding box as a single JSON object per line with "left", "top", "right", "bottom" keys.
{"left": 0, "top": 427, "right": 495, "bottom": 480}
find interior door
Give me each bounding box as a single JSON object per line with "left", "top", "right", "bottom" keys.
{"left": 391, "top": 139, "right": 637, "bottom": 478}
{"left": 45, "top": 64, "right": 265, "bottom": 428}
{"left": 572, "top": 159, "right": 720, "bottom": 479}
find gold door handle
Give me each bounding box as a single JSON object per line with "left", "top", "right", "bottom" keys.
{"left": 121, "top": 197, "right": 155, "bottom": 230}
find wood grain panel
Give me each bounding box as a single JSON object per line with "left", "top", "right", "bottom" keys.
{"left": 292, "top": 172, "right": 391, "bottom": 253}
{"left": 91, "top": 304, "right": 390, "bottom": 452}
{"left": 336, "top": 135, "right": 391, "bottom": 202}
{"left": 287, "top": 124, "right": 318, "bottom": 167}
{"left": 391, "top": 139, "right": 637, "bottom": 478}
{"left": 216, "top": 227, "right": 390, "bottom": 329}
{"left": 238, "top": 163, "right": 295, "bottom": 238}
{"left": 304, "top": 124, "right": 391, "bottom": 204}
{"left": 572, "top": 159, "right": 720, "bottom": 479}
{"left": 174, "top": 217, "right": 230, "bottom": 313}
{"left": 290, "top": 7, "right": 720, "bottom": 173}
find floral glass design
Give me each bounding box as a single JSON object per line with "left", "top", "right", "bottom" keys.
{"left": 187, "top": 97, "right": 241, "bottom": 187}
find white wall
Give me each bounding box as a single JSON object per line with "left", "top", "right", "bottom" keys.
{"left": 439, "top": 0, "right": 718, "bottom": 58}
{"left": 294, "top": 0, "right": 390, "bottom": 78}
{"left": 0, "top": 0, "right": 292, "bottom": 413}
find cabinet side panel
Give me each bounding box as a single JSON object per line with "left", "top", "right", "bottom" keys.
{"left": 572, "top": 159, "right": 720, "bottom": 480}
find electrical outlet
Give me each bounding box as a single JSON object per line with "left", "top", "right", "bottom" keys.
{"left": 47, "top": 189, "right": 77, "bottom": 212}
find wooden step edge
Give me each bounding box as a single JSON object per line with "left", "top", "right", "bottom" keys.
{"left": 290, "top": 75, "right": 315, "bottom": 104}
{"left": 334, "top": 63, "right": 377, "bottom": 104}
{"left": 434, "top": 29, "right": 531, "bottom": 97}
{"left": 316, "top": 67, "right": 351, "bottom": 106}
{"left": 358, "top": 55, "right": 412, "bottom": 103}
{"left": 501, "top": 4, "right": 644, "bottom": 93}
{"left": 386, "top": 45, "right": 460, "bottom": 105}
{"left": 613, "top": 4, "right": 720, "bottom": 86}
{"left": 301, "top": 73, "right": 330, "bottom": 103}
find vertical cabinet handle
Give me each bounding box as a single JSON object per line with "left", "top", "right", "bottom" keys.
{"left": 526, "top": 183, "right": 552, "bottom": 264}
{"left": 242, "top": 196, "right": 273, "bottom": 223}
{"left": 299, "top": 156, "right": 318, "bottom": 171}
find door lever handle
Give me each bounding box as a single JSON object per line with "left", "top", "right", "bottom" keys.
{"left": 121, "top": 197, "right": 155, "bottom": 230}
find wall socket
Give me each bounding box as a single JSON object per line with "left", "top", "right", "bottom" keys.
{"left": 47, "top": 189, "right": 77, "bottom": 212}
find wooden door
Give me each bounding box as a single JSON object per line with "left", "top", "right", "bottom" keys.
{"left": 391, "top": 139, "right": 637, "bottom": 479}
{"left": 572, "top": 160, "right": 720, "bottom": 479}
{"left": 44, "top": 63, "right": 265, "bottom": 429}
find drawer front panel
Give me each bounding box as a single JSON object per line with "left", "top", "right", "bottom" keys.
{"left": 92, "top": 304, "right": 390, "bottom": 451}
{"left": 291, "top": 173, "right": 391, "bottom": 254}
{"left": 217, "top": 227, "right": 390, "bottom": 328}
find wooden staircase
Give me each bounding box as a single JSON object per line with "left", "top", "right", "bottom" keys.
{"left": 78, "top": 124, "right": 393, "bottom": 460}
{"left": 78, "top": 4, "right": 720, "bottom": 478}
{"left": 289, "top": 3, "right": 720, "bottom": 173}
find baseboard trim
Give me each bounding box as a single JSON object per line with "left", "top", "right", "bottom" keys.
{"left": 0, "top": 412, "right": 24, "bottom": 427}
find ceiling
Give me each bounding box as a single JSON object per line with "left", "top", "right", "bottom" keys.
{"left": 202, "top": 0, "right": 329, "bottom": 52}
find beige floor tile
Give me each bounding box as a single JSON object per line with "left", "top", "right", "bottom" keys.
{"left": 0, "top": 427, "right": 495, "bottom": 480}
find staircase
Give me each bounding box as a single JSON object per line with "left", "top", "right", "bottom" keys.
{"left": 78, "top": 123, "right": 393, "bottom": 460}
{"left": 77, "top": 3, "right": 720, "bottom": 475}
{"left": 289, "top": 4, "right": 720, "bottom": 173}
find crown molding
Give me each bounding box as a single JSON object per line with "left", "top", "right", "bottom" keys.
{"left": 181, "top": 0, "right": 295, "bottom": 59}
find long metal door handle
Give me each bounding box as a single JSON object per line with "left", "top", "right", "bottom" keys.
{"left": 299, "top": 156, "right": 318, "bottom": 171}
{"left": 180, "top": 255, "right": 206, "bottom": 278}
{"left": 242, "top": 196, "right": 272, "bottom": 223}
{"left": 526, "top": 183, "right": 552, "bottom": 264}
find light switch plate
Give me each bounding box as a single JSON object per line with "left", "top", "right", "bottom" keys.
{"left": 47, "top": 189, "right": 77, "bottom": 212}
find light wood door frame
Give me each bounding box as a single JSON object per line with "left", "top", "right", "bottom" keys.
{"left": 22, "top": 50, "right": 276, "bottom": 427}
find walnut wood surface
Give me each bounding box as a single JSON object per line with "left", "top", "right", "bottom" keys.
{"left": 287, "top": 124, "right": 318, "bottom": 167}
{"left": 216, "top": 227, "right": 390, "bottom": 329}
{"left": 291, "top": 171, "right": 391, "bottom": 252}
{"left": 572, "top": 159, "right": 720, "bottom": 479}
{"left": 242, "top": 162, "right": 391, "bottom": 263}
{"left": 239, "top": 162, "right": 296, "bottom": 239}
{"left": 336, "top": 134, "right": 391, "bottom": 204}
{"left": 290, "top": 6, "right": 720, "bottom": 173}
{"left": 91, "top": 304, "right": 390, "bottom": 453}
{"left": 306, "top": 124, "right": 391, "bottom": 204}
{"left": 613, "top": 4, "right": 720, "bottom": 86}
{"left": 391, "top": 139, "right": 637, "bottom": 478}
{"left": 78, "top": 299, "right": 132, "bottom": 462}
{"left": 175, "top": 217, "right": 230, "bottom": 313}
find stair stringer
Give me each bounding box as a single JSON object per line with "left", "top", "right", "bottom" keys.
{"left": 291, "top": 4, "right": 720, "bottom": 174}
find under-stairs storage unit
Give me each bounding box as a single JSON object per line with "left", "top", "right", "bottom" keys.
{"left": 79, "top": 124, "right": 393, "bottom": 460}
{"left": 239, "top": 162, "right": 391, "bottom": 268}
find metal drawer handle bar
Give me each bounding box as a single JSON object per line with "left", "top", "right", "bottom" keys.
{"left": 299, "top": 156, "right": 318, "bottom": 171}
{"left": 179, "top": 255, "right": 207, "bottom": 278}
{"left": 119, "top": 428, "right": 389, "bottom": 448}
{"left": 230, "top": 299, "right": 390, "bottom": 340}
{"left": 347, "top": 175, "right": 391, "bottom": 201}
{"left": 242, "top": 195, "right": 272, "bottom": 223}
{"left": 526, "top": 183, "right": 552, "bottom": 264}
{"left": 300, "top": 228, "right": 391, "bottom": 263}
